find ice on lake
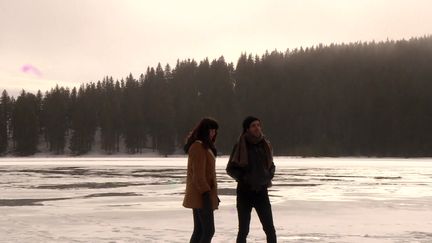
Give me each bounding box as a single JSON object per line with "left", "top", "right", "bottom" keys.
{"left": 1, "top": 157, "right": 432, "bottom": 242}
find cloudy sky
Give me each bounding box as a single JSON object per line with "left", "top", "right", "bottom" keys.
{"left": 1, "top": 0, "right": 431, "bottom": 97}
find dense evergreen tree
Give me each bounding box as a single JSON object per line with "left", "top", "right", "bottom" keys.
{"left": 2, "top": 36, "right": 432, "bottom": 157}
{"left": 204, "top": 57, "right": 239, "bottom": 152}
{"left": 0, "top": 90, "right": 11, "bottom": 154}
{"left": 122, "top": 73, "right": 145, "bottom": 153}
{"left": 171, "top": 59, "right": 201, "bottom": 147}
{"left": 42, "top": 85, "right": 70, "bottom": 154}
{"left": 141, "top": 64, "right": 176, "bottom": 155}
{"left": 11, "top": 90, "right": 39, "bottom": 155}
{"left": 156, "top": 64, "right": 176, "bottom": 156}
{"left": 98, "top": 77, "right": 123, "bottom": 154}
{"left": 69, "top": 85, "right": 98, "bottom": 155}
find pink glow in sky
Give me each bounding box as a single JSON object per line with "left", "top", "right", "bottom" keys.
{"left": 21, "top": 64, "right": 42, "bottom": 77}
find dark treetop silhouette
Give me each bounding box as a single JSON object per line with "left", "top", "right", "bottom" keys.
{"left": 1, "top": 36, "right": 432, "bottom": 157}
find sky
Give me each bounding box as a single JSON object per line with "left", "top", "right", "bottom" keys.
{"left": 1, "top": 0, "right": 431, "bottom": 97}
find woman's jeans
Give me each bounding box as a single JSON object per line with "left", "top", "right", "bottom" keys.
{"left": 190, "top": 207, "right": 215, "bottom": 243}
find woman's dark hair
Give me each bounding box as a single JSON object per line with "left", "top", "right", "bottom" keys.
{"left": 184, "top": 117, "right": 219, "bottom": 156}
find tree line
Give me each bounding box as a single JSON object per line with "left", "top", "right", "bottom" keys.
{"left": 1, "top": 36, "right": 432, "bottom": 157}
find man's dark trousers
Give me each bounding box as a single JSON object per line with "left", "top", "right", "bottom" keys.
{"left": 236, "top": 185, "right": 276, "bottom": 243}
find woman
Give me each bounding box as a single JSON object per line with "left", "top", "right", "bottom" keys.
{"left": 183, "top": 118, "right": 220, "bottom": 243}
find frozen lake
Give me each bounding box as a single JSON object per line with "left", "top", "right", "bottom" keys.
{"left": 1, "top": 157, "right": 432, "bottom": 242}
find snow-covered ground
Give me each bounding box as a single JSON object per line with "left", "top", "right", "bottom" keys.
{"left": 1, "top": 157, "right": 432, "bottom": 242}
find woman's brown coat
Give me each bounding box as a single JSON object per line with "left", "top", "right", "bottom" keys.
{"left": 183, "top": 140, "right": 219, "bottom": 210}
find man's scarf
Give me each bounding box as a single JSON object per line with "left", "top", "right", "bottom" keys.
{"left": 231, "top": 132, "right": 273, "bottom": 169}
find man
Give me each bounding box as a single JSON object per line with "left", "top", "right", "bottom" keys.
{"left": 226, "top": 116, "right": 277, "bottom": 243}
